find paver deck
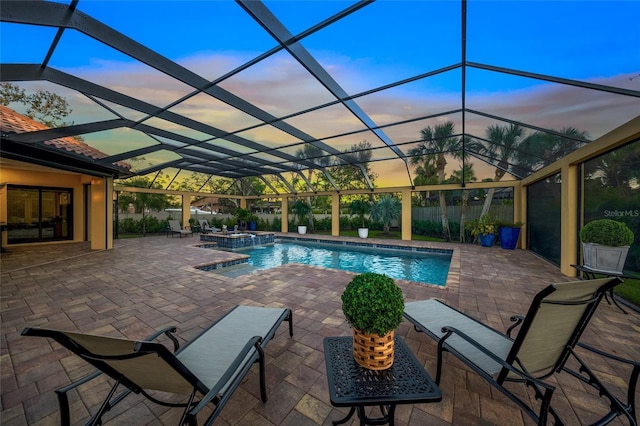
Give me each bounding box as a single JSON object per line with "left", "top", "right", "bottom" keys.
{"left": 1, "top": 234, "right": 638, "bottom": 425}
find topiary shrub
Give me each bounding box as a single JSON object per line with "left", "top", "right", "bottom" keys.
{"left": 341, "top": 272, "right": 404, "bottom": 336}
{"left": 580, "top": 219, "right": 634, "bottom": 246}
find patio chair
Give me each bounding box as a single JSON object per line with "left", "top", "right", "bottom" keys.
{"left": 22, "top": 305, "right": 294, "bottom": 426}
{"left": 198, "top": 219, "right": 218, "bottom": 234}
{"left": 404, "top": 277, "right": 639, "bottom": 425}
{"left": 168, "top": 219, "right": 192, "bottom": 238}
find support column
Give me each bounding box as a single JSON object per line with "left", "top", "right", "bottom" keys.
{"left": 281, "top": 197, "right": 289, "bottom": 233}
{"left": 513, "top": 182, "right": 524, "bottom": 249}
{"left": 90, "top": 177, "right": 113, "bottom": 250}
{"left": 401, "top": 188, "right": 412, "bottom": 241}
{"left": 560, "top": 164, "right": 579, "bottom": 277}
{"left": 518, "top": 183, "right": 527, "bottom": 249}
{"left": 182, "top": 194, "right": 190, "bottom": 230}
{"left": 332, "top": 193, "right": 340, "bottom": 236}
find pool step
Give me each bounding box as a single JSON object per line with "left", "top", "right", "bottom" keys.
{"left": 213, "top": 263, "right": 260, "bottom": 278}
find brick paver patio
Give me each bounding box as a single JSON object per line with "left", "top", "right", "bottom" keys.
{"left": 1, "top": 234, "right": 638, "bottom": 425}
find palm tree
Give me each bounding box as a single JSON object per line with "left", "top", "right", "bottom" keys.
{"left": 409, "top": 121, "right": 461, "bottom": 241}
{"left": 450, "top": 163, "right": 477, "bottom": 242}
{"left": 481, "top": 123, "right": 524, "bottom": 217}
{"left": 409, "top": 151, "right": 439, "bottom": 206}
{"left": 516, "top": 127, "right": 590, "bottom": 176}
{"left": 371, "top": 195, "right": 402, "bottom": 234}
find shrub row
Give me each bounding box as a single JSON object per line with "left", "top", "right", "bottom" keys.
{"left": 116, "top": 216, "right": 481, "bottom": 244}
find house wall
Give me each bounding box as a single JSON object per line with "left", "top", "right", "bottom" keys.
{"left": 0, "top": 164, "right": 97, "bottom": 248}
{"left": 522, "top": 115, "right": 640, "bottom": 276}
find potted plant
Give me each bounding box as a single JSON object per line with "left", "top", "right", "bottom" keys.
{"left": 370, "top": 195, "right": 401, "bottom": 235}
{"left": 349, "top": 198, "right": 371, "bottom": 238}
{"left": 247, "top": 213, "right": 259, "bottom": 231}
{"left": 579, "top": 219, "right": 634, "bottom": 274}
{"left": 469, "top": 214, "right": 497, "bottom": 247}
{"left": 341, "top": 272, "right": 404, "bottom": 370}
{"left": 290, "top": 199, "right": 311, "bottom": 234}
{"left": 497, "top": 221, "right": 524, "bottom": 250}
{"left": 232, "top": 207, "right": 252, "bottom": 231}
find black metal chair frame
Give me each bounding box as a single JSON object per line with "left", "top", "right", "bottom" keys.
{"left": 404, "top": 277, "right": 639, "bottom": 425}
{"left": 22, "top": 306, "right": 293, "bottom": 426}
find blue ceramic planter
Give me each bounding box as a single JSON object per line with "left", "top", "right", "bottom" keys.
{"left": 479, "top": 234, "right": 496, "bottom": 247}
{"left": 499, "top": 227, "right": 521, "bottom": 250}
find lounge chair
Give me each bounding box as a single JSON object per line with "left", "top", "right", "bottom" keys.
{"left": 22, "top": 305, "right": 293, "bottom": 426}
{"left": 168, "top": 219, "right": 192, "bottom": 238}
{"left": 404, "top": 277, "right": 639, "bottom": 425}
{"left": 198, "top": 219, "right": 218, "bottom": 234}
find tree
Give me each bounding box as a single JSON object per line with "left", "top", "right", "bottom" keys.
{"left": 324, "top": 141, "right": 377, "bottom": 190}
{"left": 0, "top": 82, "right": 25, "bottom": 105}
{"left": 114, "top": 177, "right": 172, "bottom": 235}
{"left": 584, "top": 142, "right": 640, "bottom": 194}
{"left": 516, "top": 127, "right": 590, "bottom": 175}
{"left": 480, "top": 123, "right": 524, "bottom": 216}
{"left": 349, "top": 198, "right": 371, "bottom": 228}
{"left": 408, "top": 147, "right": 439, "bottom": 206}
{"left": 116, "top": 177, "right": 172, "bottom": 213}
{"left": 450, "top": 163, "right": 477, "bottom": 242}
{"left": 232, "top": 177, "right": 266, "bottom": 197}
{"left": 0, "top": 82, "right": 74, "bottom": 128}
{"left": 371, "top": 195, "right": 402, "bottom": 234}
{"left": 410, "top": 121, "right": 461, "bottom": 241}
{"left": 294, "top": 144, "right": 331, "bottom": 233}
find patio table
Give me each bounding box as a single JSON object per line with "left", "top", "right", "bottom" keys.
{"left": 323, "top": 335, "right": 441, "bottom": 426}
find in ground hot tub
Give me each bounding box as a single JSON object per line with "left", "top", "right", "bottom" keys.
{"left": 200, "top": 231, "right": 275, "bottom": 249}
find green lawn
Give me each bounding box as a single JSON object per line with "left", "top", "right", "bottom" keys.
{"left": 613, "top": 278, "right": 640, "bottom": 308}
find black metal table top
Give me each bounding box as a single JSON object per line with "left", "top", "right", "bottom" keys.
{"left": 323, "top": 336, "right": 441, "bottom": 407}
{"left": 570, "top": 264, "right": 639, "bottom": 280}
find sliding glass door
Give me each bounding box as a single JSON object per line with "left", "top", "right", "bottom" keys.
{"left": 6, "top": 185, "right": 73, "bottom": 243}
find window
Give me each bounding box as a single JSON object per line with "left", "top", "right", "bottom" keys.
{"left": 582, "top": 140, "right": 639, "bottom": 273}
{"left": 6, "top": 186, "right": 73, "bottom": 243}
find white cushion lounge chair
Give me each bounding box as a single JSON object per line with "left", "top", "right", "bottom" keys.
{"left": 198, "top": 219, "right": 218, "bottom": 233}
{"left": 168, "top": 219, "right": 192, "bottom": 238}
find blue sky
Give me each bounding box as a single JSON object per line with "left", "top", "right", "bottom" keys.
{"left": 3, "top": 1, "right": 637, "bottom": 84}
{"left": 1, "top": 1, "right": 639, "bottom": 186}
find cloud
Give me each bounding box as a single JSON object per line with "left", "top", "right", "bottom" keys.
{"left": 17, "top": 51, "right": 638, "bottom": 187}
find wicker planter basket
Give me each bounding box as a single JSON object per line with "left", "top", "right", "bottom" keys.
{"left": 352, "top": 328, "right": 395, "bottom": 370}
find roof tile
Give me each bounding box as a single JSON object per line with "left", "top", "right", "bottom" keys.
{"left": 0, "top": 105, "right": 129, "bottom": 169}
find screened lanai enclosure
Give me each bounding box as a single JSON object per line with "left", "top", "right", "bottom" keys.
{"left": 1, "top": 1, "right": 639, "bottom": 273}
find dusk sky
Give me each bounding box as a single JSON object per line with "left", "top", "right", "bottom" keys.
{"left": 1, "top": 1, "right": 638, "bottom": 188}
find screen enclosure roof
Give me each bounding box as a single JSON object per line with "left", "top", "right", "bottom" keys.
{"left": 1, "top": 0, "right": 639, "bottom": 192}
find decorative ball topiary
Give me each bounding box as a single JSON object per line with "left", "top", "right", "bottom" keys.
{"left": 579, "top": 219, "right": 634, "bottom": 247}
{"left": 341, "top": 272, "right": 404, "bottom": 336}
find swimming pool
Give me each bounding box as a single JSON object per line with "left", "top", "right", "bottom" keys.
{"left": 240, "top": 241, "right": 451, "bottom": 286}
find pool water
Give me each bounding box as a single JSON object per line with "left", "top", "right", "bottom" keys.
{"left": 241, "top": 242, "right": 450, "bottom": 286}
